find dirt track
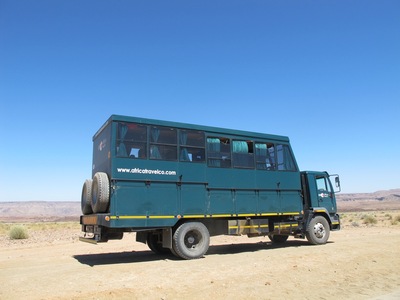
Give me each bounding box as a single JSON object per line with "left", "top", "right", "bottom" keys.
{"left": 1, "top": 224, "right": 400, "bottom": 299}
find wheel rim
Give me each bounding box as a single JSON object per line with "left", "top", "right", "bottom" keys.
{"left": 313, "top": 222, "right": 326, "bottom": 239}
{"left": 184, "top": 230, "right": 201, "bottom": 249}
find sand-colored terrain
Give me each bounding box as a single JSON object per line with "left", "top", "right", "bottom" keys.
{"left": 1, "top": 210, "right": 400, "bottom": 300}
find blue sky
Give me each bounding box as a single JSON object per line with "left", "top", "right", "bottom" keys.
{"left": 0, "top": 0, "right": 399, "bottom": 201}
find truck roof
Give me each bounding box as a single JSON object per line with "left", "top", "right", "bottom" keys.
{"left": 94, "top": 114, "right": 290, "bottom": 143}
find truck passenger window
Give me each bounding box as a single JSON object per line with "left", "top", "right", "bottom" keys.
{"left": 116, "top": 122, "right": 147, "bottom": 159}
{"left": 150, "top": 126, "right": 177, "bottom": 161}
{"left": 277, "top": 145, "right": 297, "bottom": 171}
{"left": 207, "top": 137, "right": 231, "bottom": 168}
{"left": 255, "top": 143, "right": 275, "bottom": 170}
{"left": 233, "top": 140, "right": 254, "bottom": 169}
{"left": 179, "top": 130, "right": 205, "bottom": 162}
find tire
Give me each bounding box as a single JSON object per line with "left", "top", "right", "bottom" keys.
{"left": 268, "top": 234, "right": 289, "bottom": 243}
{"left": 91, "top": 172, "right": 110, "bottom": 213}
{"left": 147, "top": 232, "right": 171, "bottom": 255}
{"left": 306, "top": 215, "right": 330, "bottom": 245}
{"left": 170, "top": 245, "right": 179, "bottom": 258}
{"left": 173, "top": 222, "right": 210, "bottom": 260}
{"left": 81, "top": 179, "right": 93, "bottom": 215}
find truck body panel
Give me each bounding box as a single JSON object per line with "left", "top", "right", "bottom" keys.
{"left": 80, "top": 115, "right": 340, "bottom": 258}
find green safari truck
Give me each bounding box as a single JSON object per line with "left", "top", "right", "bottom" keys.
{"left": 80, "top": 115, "right": 341, "bottom": 259}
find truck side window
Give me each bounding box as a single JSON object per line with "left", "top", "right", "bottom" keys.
{"left": 232, "top": 140, "right": 254, "bottom": 169}
{"left": 316, "top": 177, "right": 327, "bottom": 191}
{"left": 276, "top": 144, "right": 297, "bottom": 171}
{"left": 255, "top": 142, "right": 275, "bottom": 170}
{"left": 207, "top": 137, "right": 231, "bottom": 168}
{"left": 316, "top": 176, "right": 332, "bottom": 193}
{"left": 179, "top": 130, "right": 205, "bottom": 162}
{"left": 116, "top": 122, "right": 147, "bottom": 159}
{"left": 150, "top": 126, "right": 177, "bottom": 161}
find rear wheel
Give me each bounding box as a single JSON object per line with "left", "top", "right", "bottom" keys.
{"left": 91, "top": 172, "right": 110, "bottom": 213}
{"left": 268, "top": 234, "right": 289, "bottom": 243}
{"left": 147, "top": 232, "right": 171, "bottom": 255}
{"left": 170, "top": 245, "right": 179, "bottom": 257}
{"left": 81, "top": 179, "right": 93, "bottom": 215}
{"left": 173, "top": 222, "right": 210, "bottom": 260}
{"left": 306, "top": 215, "right": 330, "bottom": 245}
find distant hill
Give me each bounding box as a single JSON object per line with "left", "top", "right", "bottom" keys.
{"left": 0, "top": 189, "right": 399, "bottom": 222}
{"left": 337, "top": 188, "right": 400, "bottom": 212}
{"left": 0, "top": 201, "right": 80, "bottom": 222}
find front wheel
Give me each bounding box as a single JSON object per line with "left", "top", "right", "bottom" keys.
{"left": 173, "top": 222, "right": 210, "bottom": 260}
{"left": 306, "top": 215, "right": 330, "bottom": 245}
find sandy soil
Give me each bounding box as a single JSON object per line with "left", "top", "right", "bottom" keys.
{"left": 1, "top": 220, "right": 400, "bottom": 299}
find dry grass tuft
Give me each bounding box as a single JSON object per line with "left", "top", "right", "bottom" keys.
{"left": 9, "top": 225, "right": 29, "bottom": 240}
{"left": 340, "top": 210, "right": 400, "bottom": 228}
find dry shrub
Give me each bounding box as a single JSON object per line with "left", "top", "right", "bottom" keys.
{"left": 363, "top": 215, "right": 377, "bottom": 225}
{"left": 391, "top": 215, "right": 400, "bottom": 225}
{"left": 9, "top": 225, "right": 29, "bottom": 240}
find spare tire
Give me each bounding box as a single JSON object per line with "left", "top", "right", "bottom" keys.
{"left": 81, "top": 179, "right": 93, "bottom": 215}
{"left": 91, "top": 172, "right": 110, "bottom": 213}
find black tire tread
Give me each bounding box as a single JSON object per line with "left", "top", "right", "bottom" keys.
{"left": 269, "top": 234, "right": 289, "bottom": 243}
{"left": 91, "top": 172, "right": 110, "bottom": 213}
{"left": 172, "top": 222, "right": 210, "bottom": 260}
{"left": 147, "top": 232, "right": 171, "bottom": 254}
{"left": 306, "top": 215, "right": 330, "bottom": 245}
{"left": 81, "top": 179, "right": 93, "bottom": 215}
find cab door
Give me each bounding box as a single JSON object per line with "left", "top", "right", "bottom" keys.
{"left": 315, "top": 175, "right": 336, "bottom": 213}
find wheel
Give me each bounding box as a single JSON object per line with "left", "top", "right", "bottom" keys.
{"left": 91, "top": 172, "right": 110, "bottom": 213}
{"left": 306, "top": 215, "right": 330, "bottom": 245}
{"left": 169, "top": 245, "right": 179, "bottom": 258}
{"left": 268, "top": 234, "right": 289, "bottom": 243}
{"left": 81, "top": 179, "right": 93, "bottom": 215}
{"left": 147, "top": 232, "right": 171, "bottom": 254}
{"left": 173, "top": 222, "right": 210, "bottom": 260}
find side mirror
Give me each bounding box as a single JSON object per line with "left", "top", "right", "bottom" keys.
{"left": 331, "top": 174, "right": 341, "bottom": 193}
{"left": 335, "top": 177, "right": 340, "bottom": 188}
{"left": 329, "top": 174, "right": 341, "bottom": 193}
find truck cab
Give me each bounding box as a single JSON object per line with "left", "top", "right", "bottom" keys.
{"left": 300, "top": 171, "right": 341, "bottom": 243}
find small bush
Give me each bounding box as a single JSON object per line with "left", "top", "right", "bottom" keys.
{"left": 363, "top": 215, "right": 377, "bottom": 225}
{"left": 9, "top": 225, "right": 29, "bottom": 240}
{"left": 391, "top": 215, "right": 400, "bottom": 225}
{"left": 351, "top": 222, "right": 360, "bottom": 227}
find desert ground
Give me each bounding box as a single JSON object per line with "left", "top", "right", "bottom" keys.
{"left": 1, "top": 210, "right": 400, "bottom": 300}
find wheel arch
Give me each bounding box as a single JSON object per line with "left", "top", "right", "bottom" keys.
{"left": 307, "top": 208, "right": 334, "bottom": 231}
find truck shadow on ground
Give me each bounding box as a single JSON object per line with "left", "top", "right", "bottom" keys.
{"left": 73, "top": 240, "right": 326, "bottom": 267}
